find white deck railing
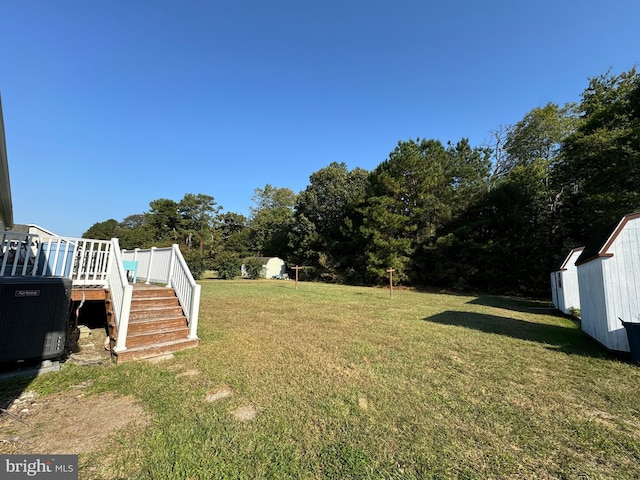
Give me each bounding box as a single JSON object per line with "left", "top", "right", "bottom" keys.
{"left": 122, "top": 245, "right": 200, "bottom": 340}
{"left": 0, "top": 231, "right": 113, "bottom": 285}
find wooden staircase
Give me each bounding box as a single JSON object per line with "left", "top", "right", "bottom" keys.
{"left": 110, "top": 284, "right": 198, "bottom": 363}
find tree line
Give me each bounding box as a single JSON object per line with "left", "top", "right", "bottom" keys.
{"left": 84, "top": 67, "right": 640, "bottom": 296}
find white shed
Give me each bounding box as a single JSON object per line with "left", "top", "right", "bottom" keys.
{"left": 576, "top": 212, "right": 640, "bottom": 352}
{"left": 550, "top": 247, "right": 583, "bottom": 315}
{"left": 241, "top": 257, "right": 286, "bottom": 279}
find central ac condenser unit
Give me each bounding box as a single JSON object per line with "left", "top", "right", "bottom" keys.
{"left": 0, "top": 276, "right": 72, "bottom": 364}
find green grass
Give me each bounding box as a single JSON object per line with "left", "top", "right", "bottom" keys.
{"left": 3, "top": 279, "right": 640, "bottom": 479}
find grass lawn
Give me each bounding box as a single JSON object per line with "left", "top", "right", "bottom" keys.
{"left": 2, "top": 279, "right": 640, "bottom": 479}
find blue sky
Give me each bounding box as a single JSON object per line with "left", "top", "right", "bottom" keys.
{"left": 1, "top": 1, "right": 639, "bottom": 237}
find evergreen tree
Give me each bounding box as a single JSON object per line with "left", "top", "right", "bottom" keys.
{"left": 360, "top": 139, "right": 451, "bottom": 284}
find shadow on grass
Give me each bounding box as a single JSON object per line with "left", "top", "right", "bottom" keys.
{"left": 467, "top": 295, "right": 558, "bottom": 316}
{"left": 0, "top": 371, "right": 38, "bottom": 427}
{"left": 424, "top": 310, "right": 611, "bottom": 359}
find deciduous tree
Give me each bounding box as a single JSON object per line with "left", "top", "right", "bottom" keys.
{"left": 558, "top": 67, "right": 640, "bottom": 240}
{"left": 249, "top": 184, "right": 296, "bottom": 256}
{"left": 293, "top": 162, "right": 368, "bottom": 281}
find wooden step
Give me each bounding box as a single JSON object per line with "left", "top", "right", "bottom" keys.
{"left": 129, "top": 305, "right": 184, "bottom": 320}
{"left": 127, "top": 316, "right": 187, "bottom": 334}
{"left": 114, "top": 338, "right": 199, "bottom": 363}
{"left": 125, "top": 325, "right": 190, "bottom": 348}
{"left": 132, "top": 287, "right": 176, "bottom": 298}
{"left": 130, "top": 296, "right": 180, "bottom": 308}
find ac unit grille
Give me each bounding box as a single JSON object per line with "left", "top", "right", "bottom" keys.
{"left": 0, "top": 277, "right": 72, "bottom": 364}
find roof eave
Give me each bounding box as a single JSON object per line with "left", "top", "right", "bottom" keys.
{"left": 0, "top": 92, "right": 14, "bottom": 230}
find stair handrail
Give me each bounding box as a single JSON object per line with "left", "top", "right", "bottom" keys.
{"left": 170, "top": 244, "right": 201, "bottom": 340}
{"left": 107, "top": 238, "right": 133, "bottom": 353}
{"left": 122, "top": 244, "right": 200, "bottom": 340}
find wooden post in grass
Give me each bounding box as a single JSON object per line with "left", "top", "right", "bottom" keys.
{"left": 292, "top": 265, "right": 301, "bottom": 290}
{"left": 387, "top": 267, "right": 395, "bottom": 299}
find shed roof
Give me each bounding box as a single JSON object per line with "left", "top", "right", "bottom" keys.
{"left": 575, "top": 212, "right": 640, "bottom": 266}
{"left": 552, "top": 247, "right": 585, "bottom": 271}
{"left": 242, "top": 256, "right": 283, "bottom": 264}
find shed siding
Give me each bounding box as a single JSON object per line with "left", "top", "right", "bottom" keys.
{"left": 603, "top": 218, "right": 640, "bottom": 350}
{"left": 264, "top": 258, "right": 286, "bottom": 278}
{"left": 241, "top": 257, "right": 286, "bottom": 279}
{"left": 551, "top": 248, "right": 582, "bottom": 315}
{"left": 577, "top": 216, "right": 640, "bottom": 352}
{"left": 578, "top": 260, "right": 610, "bottom": 348}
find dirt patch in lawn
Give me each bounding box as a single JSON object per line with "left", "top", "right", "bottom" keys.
{"left": 0, "top": 386, "right": 148, "bottom": 455}
{"left": 231, "top": 404, "right": 258, "bottom": 421}
{"left": 205, "top": 386, "right": 234, "bottom": 403}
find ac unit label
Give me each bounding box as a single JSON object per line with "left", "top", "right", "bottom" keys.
{"left": 15, "top": 290, "right": 40, "bottom": 297}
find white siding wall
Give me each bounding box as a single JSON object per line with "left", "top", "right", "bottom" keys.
{"left": 602, "top": 218, "right": 640, "bottom": 351}
{"left": 578, "top": 217, "right": 640, "bottom": 352}
{"left": 578, "top": 259, "right": 611, "bottom": 349}
{"left": 551, "top": 249, "right": 582, "bottom": 315}
{"left": 557, "top": 250, "right": 582, "bottom": 315}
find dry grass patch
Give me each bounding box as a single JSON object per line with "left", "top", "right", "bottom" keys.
{"left": 231, "top": 404, "right": 258, "bottom": 421}
{"left": 205, "top": 386, "right": 234, "bottom": 402}
{"left": 0, "top": 389, "right": 147, "bottom": 455}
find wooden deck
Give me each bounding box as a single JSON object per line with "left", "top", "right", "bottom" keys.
{"left": 71, "top": 285, "right": 108, "bottom": 301}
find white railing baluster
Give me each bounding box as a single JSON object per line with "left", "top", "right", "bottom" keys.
{"left": 20, "top": 235, "right": 33, "bottom": 276}
{"left": 31, "top": 241, "right": 43, "bottom": 276}
{"left": 9, "top": 237, "right": 20, "bottom": 276}
{"left": 167, "top": 246, "right": 176, "bottom": 288}
{"left": 143, "top": 247, "right": 151, "bottom": 285}
{"left": 85, "top": 242, "right": 94, "bottom": 282}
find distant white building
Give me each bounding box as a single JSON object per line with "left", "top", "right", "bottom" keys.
{"left": 241, "top": 257, "right": 286, "bottom": 279}
{"left": 0, "top": 223, "right": 58, "bottom": 236}
{"left": 576, "top": 212, "right": 640, "bottom": 352}
{"left": 550, "top": 247, "right": 583, "bottom": 315}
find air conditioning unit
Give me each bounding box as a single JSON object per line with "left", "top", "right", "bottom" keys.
{"left": 0, "top": 276, "right": 72, "bottom": 364}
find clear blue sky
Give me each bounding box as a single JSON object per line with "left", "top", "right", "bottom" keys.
{"left": 1, "top": 1, "right": 639, "bottom": 237}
